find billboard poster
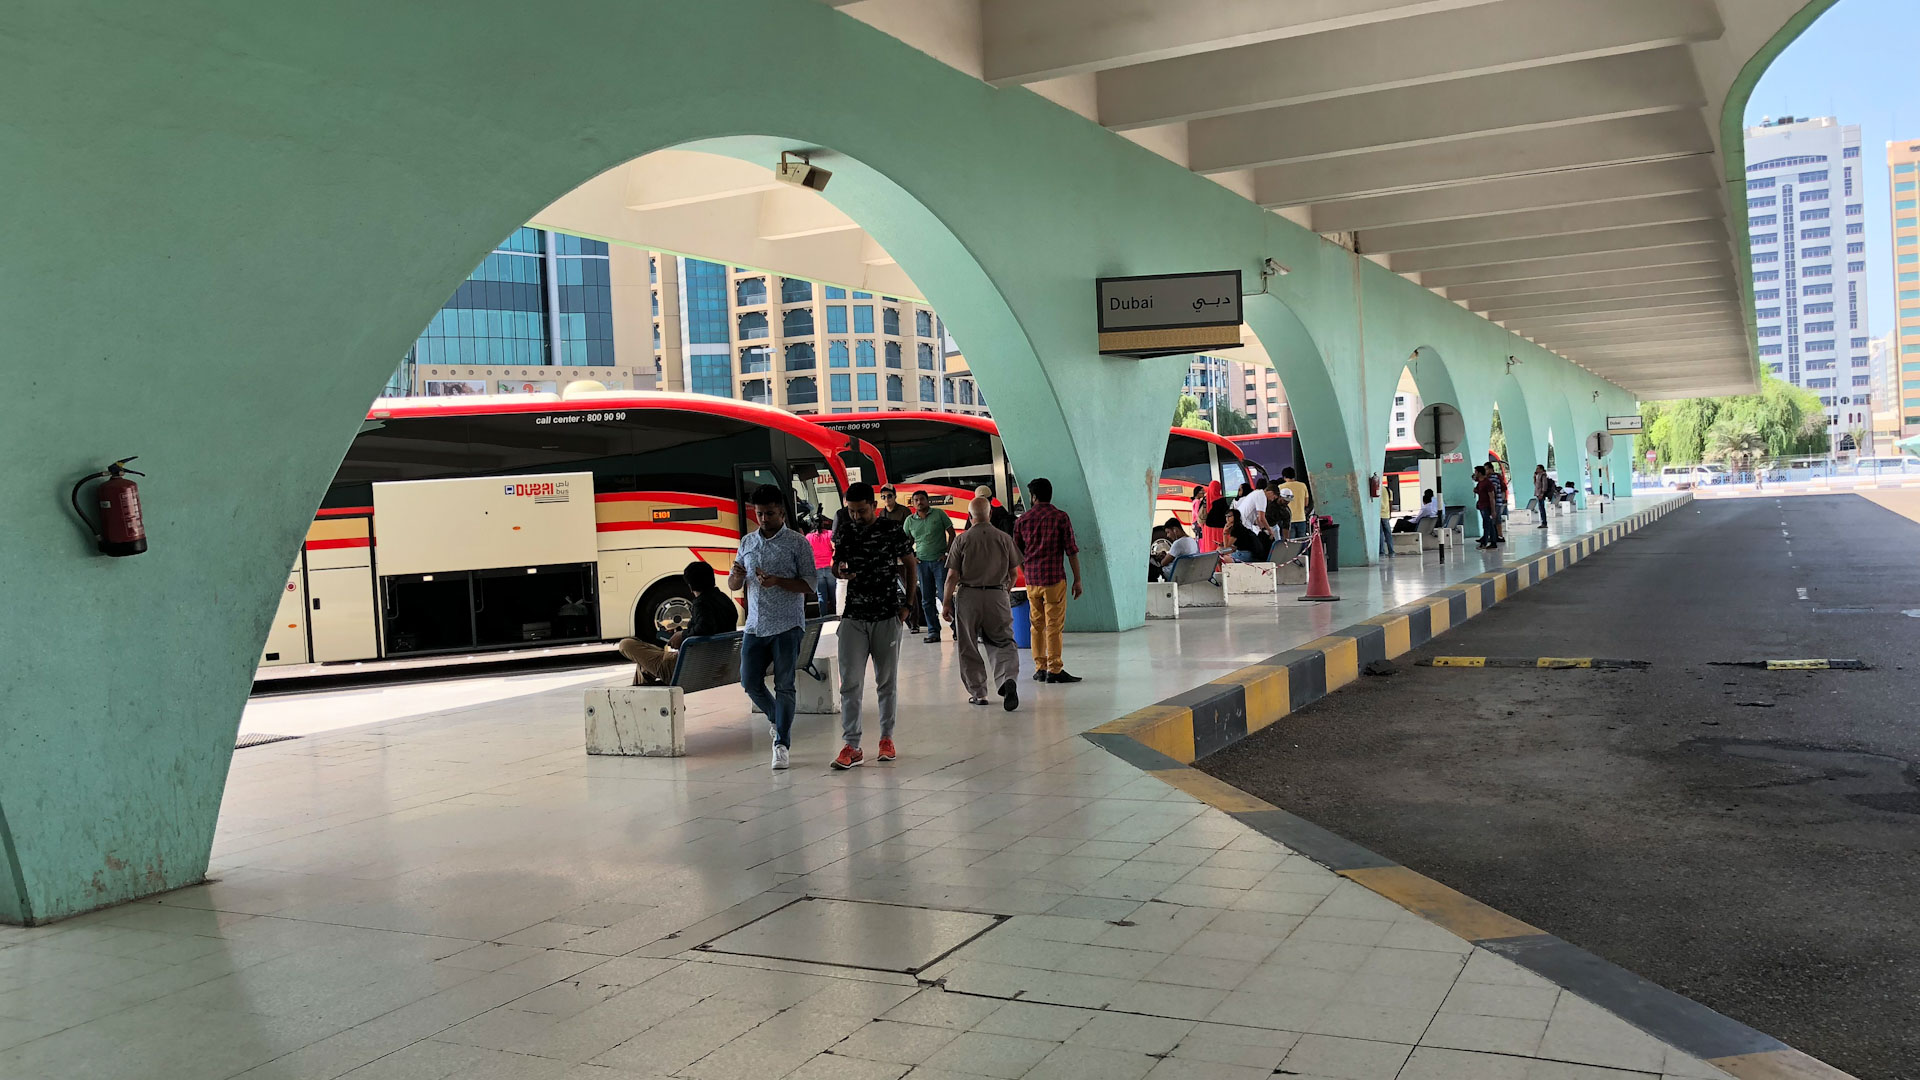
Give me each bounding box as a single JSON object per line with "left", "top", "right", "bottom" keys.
{"left": 496, "top": 380, "right": 559, "bottom": 395}
{"left": 423, "top": 379, "right": 488, "bottom": 397}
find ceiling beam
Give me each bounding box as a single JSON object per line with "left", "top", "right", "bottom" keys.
{"left": 1466, "top": 278, "right": 1740, "bottom": 313}
{"left": 980, "top": 0, "right": 1502, "bottom": 85}
{"left": 1097, "top": 0, "right": 1721, "bottom": 129}
{"left": 1503, "top": 301, "right": 1739, "bottom": 332}
{"left": 1251, "top": 112, "right": 1714, "bottom": 204}
{"left": 1417, "top": 242, "right": 1733, "bottom": 288}
{"left": 1441, "top": 260, "right": 1731, "bottom": 302}
{"left": 1543, "top": 324, "right": 1746, "bottom": 348}
{"left": 1481, "top": 288, "right": 1736, "bottom": 323}
{"left": 1311, "top": 156, "right": 1721, "bottom": 233}
{"left": 1358, "top": 191, "right": 1722, "bottom": 254}
{"left": 1390, "top": 220, "right": 1729, "bottom": 274}
{"left": 1190, "top": 48, "right": 1703, "bottom": 173}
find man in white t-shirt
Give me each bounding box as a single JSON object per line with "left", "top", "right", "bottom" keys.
{"left": 1233, "top": 484, "right": 1269, "bottom": 533}
{"left": 1164, "top": 517, "right": 1201, "bottom": 560}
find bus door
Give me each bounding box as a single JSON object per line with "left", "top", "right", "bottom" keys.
{"left": 307, "top": 511, "right": 379, "bottom": 662}
{"left": 260, "top": 553, "right": 310, "bottom": 666}
{"left": 787, "top": 458, "right": 845, "bottom": 530}
{"left": 990, "top": 434, "right": 1016, "bottom": 512}
{"left": 734, "top": 465, "right": 783, "bottom": 532}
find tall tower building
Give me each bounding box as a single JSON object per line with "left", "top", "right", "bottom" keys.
{"left": 1886, "top": 137, "right": 1920, "bottom": 441}
{"left": 1743, "top": 117, "right": 1870, "bottom": 442}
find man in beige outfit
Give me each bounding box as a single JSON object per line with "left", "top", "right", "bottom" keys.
{"left": 943, "top": 497, "right": 1023, "bottom": 711}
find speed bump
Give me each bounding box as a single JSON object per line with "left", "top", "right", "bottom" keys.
{"left": 1421, "top": 656, "right": 1650, "bottom": 670}
{"left": 1711, "top": 659, "right": 1871, "bottom": 671}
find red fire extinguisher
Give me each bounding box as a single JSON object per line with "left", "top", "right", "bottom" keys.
{"left": 1367, "top": 473, "right": 1381, "bottom": 498}
{"left": 70, "top": 457, "right": 148, "bottom": 557}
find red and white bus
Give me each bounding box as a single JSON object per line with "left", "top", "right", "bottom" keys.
{"left": 260, "top": 390, "right": 883, "bottom": 670}
{"left": 809, "top": 412, "right": 1253, "bottom": 528}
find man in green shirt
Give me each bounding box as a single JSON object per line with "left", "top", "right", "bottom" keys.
{"left": 903, "top": 490, "right": 957, "bottom": 642}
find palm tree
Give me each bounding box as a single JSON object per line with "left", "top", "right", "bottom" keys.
{"left": 1847, "top": 423, "right": 1870, "bottom": 459}
{"left": 1706, "top": 419, "right": 1765, "bottom": 481}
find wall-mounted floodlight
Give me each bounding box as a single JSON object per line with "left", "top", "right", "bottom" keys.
{"left": 1505, "top": 355, "right": 1521, "bottom": 375}
{"left": 775, "top": 151, "right": 831, "bottom": 192}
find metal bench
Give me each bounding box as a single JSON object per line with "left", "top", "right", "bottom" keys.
{"left": 588, "top": 617, "right": 834, "bottom": 757}
{"left": 666, "top": 616, "right": 833, "bottom": 693}
{"left": 1147, "top": 553, "right": 1224, "bottom": 617}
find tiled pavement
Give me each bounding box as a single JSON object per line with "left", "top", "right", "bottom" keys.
{"left": 1, "top": 498, "right": 1755, "bottom": 1080}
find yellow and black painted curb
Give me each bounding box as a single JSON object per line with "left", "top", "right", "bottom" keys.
{"left": 1089, "top": 497, "right": 1691, "bottom": 765}
{"left": 1085, "top": 495, "right": 1854, "bottom": 1080}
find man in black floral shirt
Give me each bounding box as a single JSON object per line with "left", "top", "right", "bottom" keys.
{"left": 829, "top": 483, "right": 918, "bottom": 769}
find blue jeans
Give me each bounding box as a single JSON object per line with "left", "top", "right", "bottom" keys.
{"left": 1378, "top": 518, "right": 1392, "bottom": 555}
{"left": 1478, "top": 508, "right": 1499, "bottom": 544}
{"left": 740, "top": 626, "right": 803, "bottom": 748}
{"left": 814, "top": 567, "right": 837, "bottom": 615}
{"left": 916, "top": 560, "right": 947, "bottom": 635}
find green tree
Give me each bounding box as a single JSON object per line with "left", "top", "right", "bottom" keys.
{"left": 1634, "top": 370, "right": 1826, "bottom": 471}
{"left": 1488, "top": 408, "right": 1507, "bottom": 461}
{"left": 1171, "top": 394, "right": 1211, "bottom": 432}
{"left": 1706, "top": 417, "right": 1765, "bottom": 475}
{"left": 1215, "top": 407, "right": 1256, "bottom": 436}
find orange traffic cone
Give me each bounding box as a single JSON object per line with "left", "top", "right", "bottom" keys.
{"left": 1298, "top": 516, "right": 1340, "bottom": 602}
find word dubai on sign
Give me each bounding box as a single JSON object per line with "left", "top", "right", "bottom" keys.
{"left": 1605, "top": 414, "right": 1645, "bottom": 435}
{"left": 1097, "top": 270, "right": 1243, "bottom": 359}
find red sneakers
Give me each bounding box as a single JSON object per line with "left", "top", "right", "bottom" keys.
{"left": 831, "top": 745, "right": 865, "bottom": 770}
{"left": 877, "top": 738, "right": 897, "bottom": 761}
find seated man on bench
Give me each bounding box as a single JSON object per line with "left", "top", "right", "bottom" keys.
{"left": 617, "top": 561, "right": 737, "bottom": 685}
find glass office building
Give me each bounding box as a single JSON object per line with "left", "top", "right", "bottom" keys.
{"left": 386, "top": 228, "right": 618, "bottom": 396}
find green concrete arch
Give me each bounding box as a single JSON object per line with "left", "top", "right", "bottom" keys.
{"left": 2, "top": 0, "right": 1812, "bottom": 921}
{"left": 1545, "top": 395, "right": 1590, "bottom": 509}
{"left": 1243, "top": 296, "right": 1367, "bottom": 561}
{"left": 1397, "top": 346, "right": 1479, "bottom": 538}
{"left": 1488, "top": 372, "right": 1544, "bottom": 517}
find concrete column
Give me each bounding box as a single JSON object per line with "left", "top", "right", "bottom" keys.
{"left": 657, "top": 254, "right": 685, "bottom": 393}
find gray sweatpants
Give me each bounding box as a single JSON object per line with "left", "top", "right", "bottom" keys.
{"left": 953, "top": 586, "right": 1019, "bottom": 700}
{"left": 838, "top": 617, "right": 902, "bottom": 747}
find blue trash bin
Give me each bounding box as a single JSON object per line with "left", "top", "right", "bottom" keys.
{"left": 1010, "top": 589, "right": 1032, "bottom": 649}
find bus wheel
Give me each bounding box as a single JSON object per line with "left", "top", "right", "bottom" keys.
{"left": 633, "top": 580, "right": 695, "bottom": 645}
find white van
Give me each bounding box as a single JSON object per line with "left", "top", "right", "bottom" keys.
{"left": 1659, "top": 465, "right": 1724, "bottom": 489}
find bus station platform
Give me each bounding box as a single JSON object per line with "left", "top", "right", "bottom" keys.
{"left": 3, "top": 494, "right": 1822, "bottom": 1080}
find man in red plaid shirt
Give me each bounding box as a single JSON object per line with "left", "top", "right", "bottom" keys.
{"left": 1011, "top": 478, "right": 1083, "bottom": 684}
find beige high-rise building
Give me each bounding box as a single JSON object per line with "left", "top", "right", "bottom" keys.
{"left": 639, "top": 252, "right": 984, "bottom": 417}
{"left": 1888, "top": 138, "right": 1920, "bottom": 441}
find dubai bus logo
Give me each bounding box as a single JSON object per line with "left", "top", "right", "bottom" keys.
{"left": 504, "top": 480, "right": 570, "bottom": 504}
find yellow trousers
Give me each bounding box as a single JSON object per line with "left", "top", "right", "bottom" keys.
{"left": 1027, "top": 580, "right": 1068, "bottom": 673}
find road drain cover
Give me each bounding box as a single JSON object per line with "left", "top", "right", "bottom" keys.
{"left": 698, "top": 897, "right": 1003, "bottom": 973}
{"left": 235, "top": 733, "right": 300, "bottom": 749}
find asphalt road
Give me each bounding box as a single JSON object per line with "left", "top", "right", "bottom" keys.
{"left": 1200, "top": 494, "right": 1920, "bottom": 1080}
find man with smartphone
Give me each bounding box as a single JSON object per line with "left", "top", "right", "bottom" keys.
{"left": 830, "top": 482, "right": 918, "bottom": 770}
{"left": 730, "top": 484, "right": 815, "bottom": 771}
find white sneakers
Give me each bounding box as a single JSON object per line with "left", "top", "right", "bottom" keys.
{"left": 772, "top": 744, "right": 790, "bottom": 770}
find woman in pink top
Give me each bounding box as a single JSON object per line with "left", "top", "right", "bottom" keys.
{"left": 806, "top": 515, "right": 837, "bottom": 614}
